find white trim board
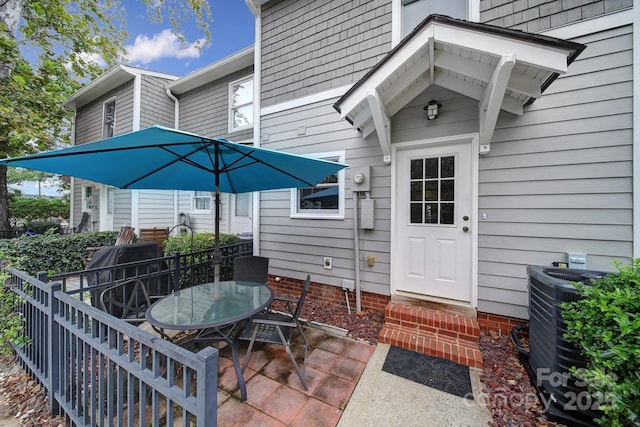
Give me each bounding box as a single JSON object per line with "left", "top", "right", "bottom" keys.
{"left": 261, "top": 85, "right": 352, "bottom": 116}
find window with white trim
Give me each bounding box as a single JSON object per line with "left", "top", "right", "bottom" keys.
{"left": 394, "top": 0, "right": 478, "bottom": 44}
{"left": 228, "top": 76, "right": 253, "bottom": 132}
{"left": 290, "top": 151, "right": 345, "bottom": 219}
{"left": 102, "top": 99, "right": 115, "bottom": 138}
{"left": 192, "top": 191, "right": 211, "bottom": 212}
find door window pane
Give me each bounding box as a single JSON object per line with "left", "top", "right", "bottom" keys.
{"left": 424, "top": 158, "right": 438, "bottom": 179}
{"left": 441, "top": 156, "right": 454, "bottom": 178}
{"left": 425, "top": 203, "right": 438, "bottom": 224}
{"left": 408, "top": 154, "right": 456, "bottom": 225}
{"left": 410, "top": 203, "right": 423, "bottom": 223}
{"left": 410, "top": 182, "right": 423, "bottom": 201}
{"left": 235, "top": 193, "right": 250, "bottom": 217}
{"left": 424, "top": 181, "right": 438, "bottom": 201}
{"left": 441, "top": 180, "right": 454, "bottom": 201}
{"left": 410, "top": 159, "right": 423, "bottom": 179}
{"left": 440, "top": 203, "right": 454, "bottom": 224}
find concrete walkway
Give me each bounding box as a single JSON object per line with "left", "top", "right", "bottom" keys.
{"left": 338, "top": 343, "right": 492, "bottom": 427}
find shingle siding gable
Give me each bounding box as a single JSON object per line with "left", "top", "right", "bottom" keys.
{"left": 139, "top": 75, "right": 176, "bottom": 129}
{"left": 480, "top": 0, "right": 633, "bottom": 30}
{"left": 73, "top": 82, "right": 134, "bottom": 145}
{"left": 178, "top": 65, "right": 254, "bottom": 141}
{"left": 261, "top": 0, "right": 391, "bottom": 107}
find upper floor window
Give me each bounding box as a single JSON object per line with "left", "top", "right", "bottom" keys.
{"left": 192, "top": 191, "right": 211, "bottom": 212}
{"left": 394, "top": 0, "right": 478, "bottom": 44}
{"left": 103, "top": 99, "right": 115, "bottom": 138}
{"left": 229, "top": 76, "right": 253, "bottom": 132}
{"left": 290, "top": 151, "right": 345, "bottom": 219}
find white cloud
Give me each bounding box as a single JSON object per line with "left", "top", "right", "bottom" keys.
{"left": 63, "top": 51, "right": 106, "bottom": 74}
{"left": 125, "top": 29, "right": 204, "bottom": 65}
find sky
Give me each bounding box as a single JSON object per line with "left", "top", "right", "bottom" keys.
{"left": 16, "top": 1, "right": 256, "bottom": 196}
{"left": 120, "top": 0, "right": 255, "bottom": 76}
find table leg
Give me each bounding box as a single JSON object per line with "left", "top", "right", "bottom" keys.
{"left": 230, "top": 336, "right": 247, "bottom": 402}
{"left": 192, "top": 324, "right": 248, "bottom": 402}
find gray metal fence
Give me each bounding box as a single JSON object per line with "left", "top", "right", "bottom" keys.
{"left": 5, "top": 241, "right": 253, "bottom": 426}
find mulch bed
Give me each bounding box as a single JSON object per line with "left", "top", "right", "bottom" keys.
{"left": 479, "top": 329, "right": 566, "bottom": 427}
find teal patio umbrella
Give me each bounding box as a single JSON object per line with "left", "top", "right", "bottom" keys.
{"left": 0, "top": 125, "right": 348, "bottom": 279}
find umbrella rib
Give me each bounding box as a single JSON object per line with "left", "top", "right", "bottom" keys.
{"left": 218, "top": 141, "right": 318, "bottom": 188}
{"left": 121, "top": 141, "right": 216, "bottom": 188}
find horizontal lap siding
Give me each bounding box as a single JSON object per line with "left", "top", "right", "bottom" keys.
{"left": 261, "top": 0, "right": 391, "bottom": 107}
{"left": 137, "top": 190, "right": 175, "bottom": 229}
{"left": 260, "top": 99, "right": 391, "bottom": 295}
{"left": 476, "top": 25, "right": 633, "bottom": 319}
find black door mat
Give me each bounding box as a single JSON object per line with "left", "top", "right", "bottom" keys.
{"left": 381, "top": 346, "right": 473, "bottom": 399}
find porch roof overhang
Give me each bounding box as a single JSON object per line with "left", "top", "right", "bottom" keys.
{"left": 333, "top": 15, "right": 585, "bottom": 163}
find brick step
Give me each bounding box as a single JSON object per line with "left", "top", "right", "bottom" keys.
{"left": 379, "top": 302, "right": 483, "bottom": 369}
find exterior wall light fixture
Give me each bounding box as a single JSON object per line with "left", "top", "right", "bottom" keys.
{"left": 424, "top": 99, "right": 442, "bottom": 120}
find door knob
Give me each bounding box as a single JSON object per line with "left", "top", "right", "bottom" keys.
{"left": 463, "top": 216, "right": 469, "bottom": 221}
{"left": 462, "top": 226, "right": 469, "bottom": 232}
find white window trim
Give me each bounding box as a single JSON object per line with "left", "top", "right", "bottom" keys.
{"left": 391, "top": 0, "right": 480, "bottom": 46}
{"left": 102, "top": 97, "right": 116, "bottom": 139}
{"left": 192, "top": 191, "right": 212, "bottom": 213}
{"left": 290, "top": 150, "right": 345, "bottom": 220}
{"left": 228, "top": 75, "right": 254, "bottom": 133}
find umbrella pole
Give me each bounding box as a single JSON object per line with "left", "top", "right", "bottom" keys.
{"left": 214, "top": 188, "right": 221, "bottom": 284}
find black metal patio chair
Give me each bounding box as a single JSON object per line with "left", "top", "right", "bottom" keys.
{"left": 238, "top": 274, "right": 311, "bottom": 390}
{"left": 99, "top": 278, "right": 151, "bottom": 324}
{"left": 233, "top": 255, "right": 269, "bottom": 285}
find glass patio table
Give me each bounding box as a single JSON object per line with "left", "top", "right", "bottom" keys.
{"left": 146, "top": 280, "right": 274, "bottom": 402}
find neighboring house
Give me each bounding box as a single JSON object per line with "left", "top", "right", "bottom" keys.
{"left": 64, "top": 48, "right": 255, "bottom": 237}
{"left": 64, "top": 65, "right": 179, "bottom": 233}
{"left": 241, "top": 0, "right": 637, "bottom": 365}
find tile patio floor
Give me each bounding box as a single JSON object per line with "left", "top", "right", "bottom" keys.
{"left": 215, "top": 327, "right": 375, "bottom": 427}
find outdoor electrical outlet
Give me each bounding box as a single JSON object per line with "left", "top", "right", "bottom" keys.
{"left": 324, "top": 257, "right": 333, "bottom": 269}
{"left": 342, "top": 279, "right": 355, "bottom": 291}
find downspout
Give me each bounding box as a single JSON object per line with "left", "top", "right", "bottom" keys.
{"left": 131, "top": 74, "right": 142, "bottom": 232}
{"left": 247, "top": 0, "right": 261, "bottom": 255}
{"left": 68, "top": 109, "right": 77, "bottom": 230}
{"left": 166, "top": 87, "right": 181, "bottom": 230}
{"left": 352, "top": 191, "right": 362, "bottom": 312}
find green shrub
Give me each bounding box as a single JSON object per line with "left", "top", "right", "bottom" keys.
{"left": 163, "top": 232, "right": 237, "bottom": 256}
{"left": 0, "top": 231, "right": 120, "bottom": 276}
{"left": 560, "top": 259, "right": 640, "bottom": 427}
{"left": 24, "top": 220, "right": 62, "bottom": 235}
{"left": 0, "top": 268, "right": 29, "bottom": 355}
{"left": 164, "top": 233, "right": 238, "bottom": 287}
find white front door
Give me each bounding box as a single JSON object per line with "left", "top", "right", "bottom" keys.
{"left": 230, "top": 192, "right": 252, "bottom": 234}
{"left": 394, "top": 137, "right": 475, "bottom": 303}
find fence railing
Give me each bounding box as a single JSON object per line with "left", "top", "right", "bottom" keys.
{"left": 6, "top": 241, "right": 253, "bottom": 426}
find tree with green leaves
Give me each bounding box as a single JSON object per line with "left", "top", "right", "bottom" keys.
{"left": 0, "top": 0, "right": 211, "bottom": 230}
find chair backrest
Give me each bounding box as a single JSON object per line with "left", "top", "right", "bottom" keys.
{"left": 75, "top": 212, "right": 90, "bottom": 233}
{"left": 293, "top": 275, "right": 311, "bottom": 321}
{"left": 233, "top": 256, "right": 269, "bottom": 284}
{"left": 99, "top": 278, "right": 151, "bottom": 322}
{"left": 115, "top": 226, "right": 136, "bottom": 245}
